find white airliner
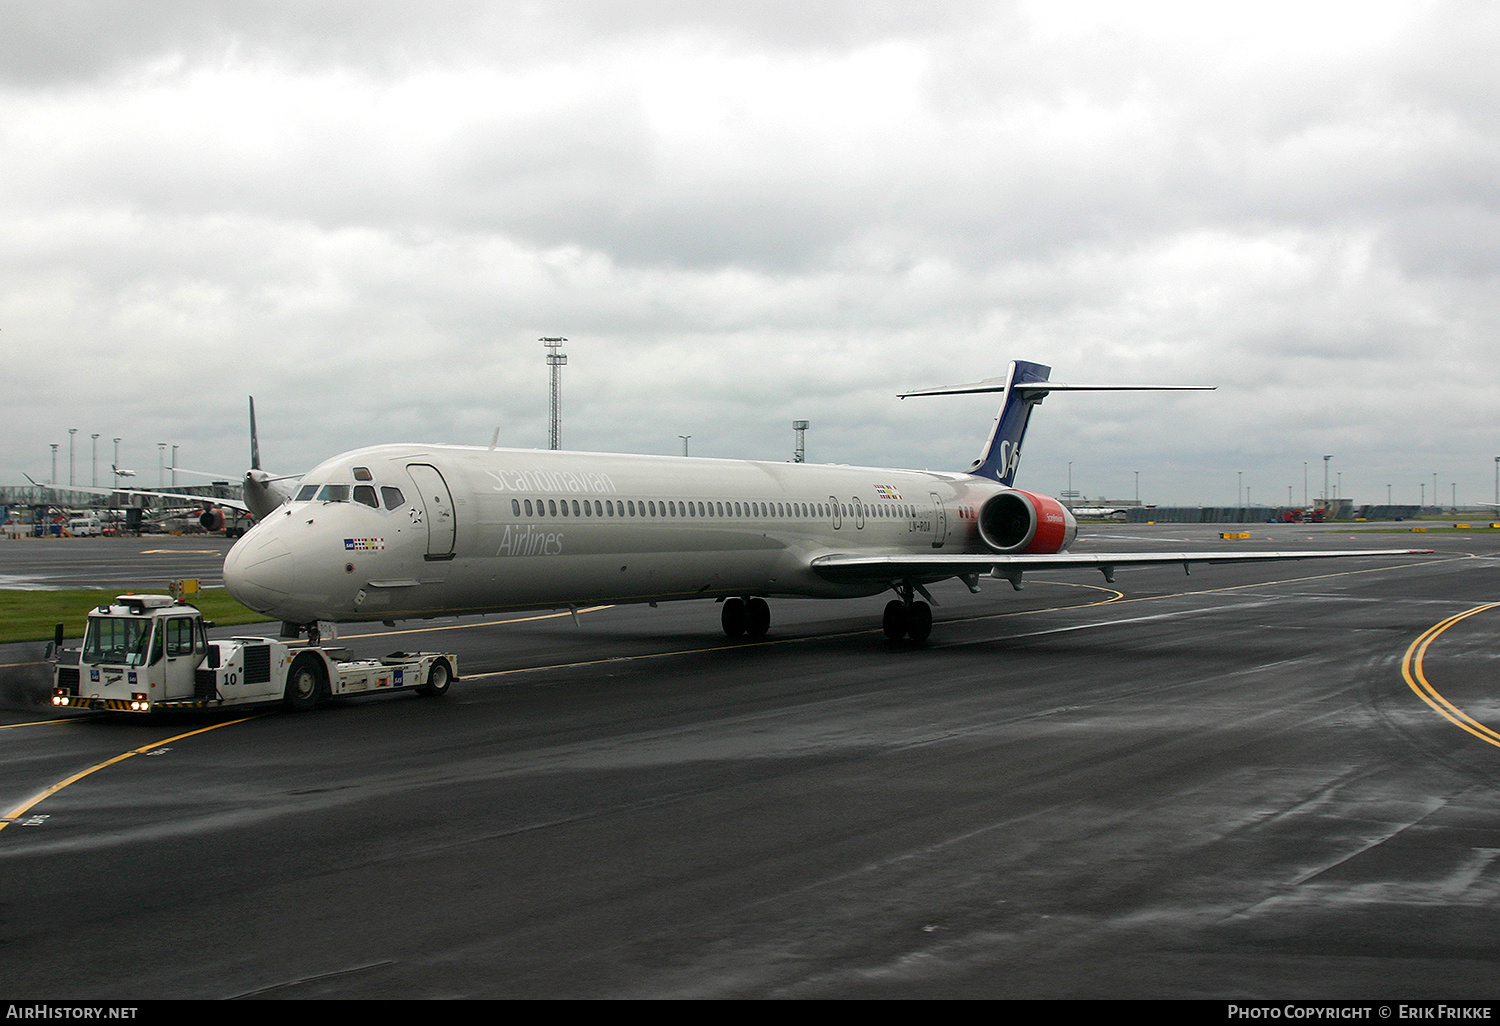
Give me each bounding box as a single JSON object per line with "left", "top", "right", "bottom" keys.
{"left": 221, "top": 360, "right": 1429, "bottom": 644}
{"left": 1069, "top": 506, "right": 1131, "bottom": 520}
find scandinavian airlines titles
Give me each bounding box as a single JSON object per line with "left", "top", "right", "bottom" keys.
{"left": 497, "top": 524, "right": 565, "bottom": 557}
{"left": 486, "top": 468, "right": 617, "bottom": 494}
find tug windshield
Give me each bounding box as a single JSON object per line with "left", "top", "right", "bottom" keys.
{"left": 82, "top": 617, "right": 153, "bottom": 666}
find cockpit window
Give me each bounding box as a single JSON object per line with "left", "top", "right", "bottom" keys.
{"left": 296, "top": 484, "right": 318, "bottom": 502}
{"left": 353, "top": 467, "right": 373, "bottom": 482}
{"left": 381, "top": 486, "right": 405, "bottom": 510}
{"left": 353, "top": 485, "right": 379, "bottom": 508}
{"left": 316, "top": 485, "right": 350, "bottom": 502}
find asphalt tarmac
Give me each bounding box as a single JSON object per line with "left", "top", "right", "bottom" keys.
{"left": 1, "top": 524, "right": 1498, "bottom": 998}
{"left": 0, "top": 533, "right": 232, "bottom": 590}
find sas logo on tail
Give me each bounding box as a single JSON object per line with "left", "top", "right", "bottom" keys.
{"left": 996, "top": 441, "right": 1022, "bottom": 478}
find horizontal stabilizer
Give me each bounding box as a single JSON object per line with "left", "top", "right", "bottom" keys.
{"left": 899, "top": 380, "right": 1214, "bottom": 398}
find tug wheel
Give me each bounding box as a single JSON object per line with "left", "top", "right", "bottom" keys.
{"left": 420, "top": 659, "right": 452, "bottom": 697}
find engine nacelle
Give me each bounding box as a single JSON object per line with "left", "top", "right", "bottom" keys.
{"left": 976, "top": 489, "right": 1077, "bottom": 554}
{"left": 199, "top": 507, "right": 226, "bottom": 532}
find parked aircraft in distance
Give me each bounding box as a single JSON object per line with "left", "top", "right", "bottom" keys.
{"left": 31, "top": 398, "right": 299, "bottom": 531}
{"left": 223, "top": 360, "right": 1430, "bottom": 644}
{"left": 1069, "top": 506, "right": 1131, "bottom": 520}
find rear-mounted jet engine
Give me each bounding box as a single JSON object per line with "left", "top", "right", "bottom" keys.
{"left": 977, "top": 489, "right": 1077, "bottom": 554}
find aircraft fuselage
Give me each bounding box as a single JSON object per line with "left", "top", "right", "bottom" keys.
{"left": 223, "top": 444, "right": 1030, "bottom": 625}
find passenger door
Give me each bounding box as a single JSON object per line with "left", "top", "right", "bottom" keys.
{"left": 406, "top": 464, "right": 457, "bottom": 559}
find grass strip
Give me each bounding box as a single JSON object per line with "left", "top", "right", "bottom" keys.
{"left": 0, "top": 589, "right": 271, "bottom": 645}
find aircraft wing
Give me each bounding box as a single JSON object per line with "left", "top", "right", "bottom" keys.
{"left": 23, "top": 478, "right": 250, "bottom": 512}
{"left": 811, "top": 548, "right": 1435, "bottom": 587}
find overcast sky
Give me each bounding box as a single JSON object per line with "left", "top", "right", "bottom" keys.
{"left": 4, "top": 1, "right": 1499, "bottom": 508}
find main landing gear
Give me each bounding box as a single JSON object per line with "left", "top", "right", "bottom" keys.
{"left": 721, "top": 597, "right": 770, "bottom": 639}
{"left": 882, "top": 589, "right": 933, "bottom": 644}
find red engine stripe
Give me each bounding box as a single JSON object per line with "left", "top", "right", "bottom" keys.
{"left": 1012, "top": 490, "right": 1071, "bottom": 553}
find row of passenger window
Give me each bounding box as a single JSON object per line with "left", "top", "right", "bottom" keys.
{"left": 509, "top": 497, "right": 918, "bottom": 521}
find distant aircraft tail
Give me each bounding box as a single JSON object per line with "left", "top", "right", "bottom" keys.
{"left": 900, "top": 360, "right": 1214, "bottom": 487}
{"left": 249, "top": 396, "right": 261, "bottom": 471}
{"left": 239, "top": 396, "right": 302, "bottom": 521}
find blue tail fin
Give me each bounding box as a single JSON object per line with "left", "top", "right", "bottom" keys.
{"left": 970, "top": 360, "right": 1051, "bottom": 485}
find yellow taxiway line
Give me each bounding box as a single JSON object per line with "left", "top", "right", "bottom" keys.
{"left": 1401, "top": 602, "right": 1500, "bottom": 750}
{"left": 0, "top": 716, "right": 261, "bottom": 833}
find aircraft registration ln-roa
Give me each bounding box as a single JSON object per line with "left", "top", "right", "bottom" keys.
{"left": 222, "top": 360, "right": 1431, "bottom": 645}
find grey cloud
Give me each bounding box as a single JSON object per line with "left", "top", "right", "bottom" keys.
{"left": 0, "top": 1, "right": 998, "bottom": 86}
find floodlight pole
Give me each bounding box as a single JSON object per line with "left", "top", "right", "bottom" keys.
{"left": 793, "top": 421, "right": 809, "bottom": 463}
{"left": 91, "top": 433, "right": 99, "bottom": 487}
{"left": 541, "top": 338, "right": 567, "bottom": 450}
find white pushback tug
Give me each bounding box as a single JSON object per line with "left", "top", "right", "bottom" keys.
{"left": 51, "top": 592, "right": 457, "bottom": 713}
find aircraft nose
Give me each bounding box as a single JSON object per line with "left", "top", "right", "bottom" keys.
{"left": 223, "top": 524, "right": 296, "bottom": 616}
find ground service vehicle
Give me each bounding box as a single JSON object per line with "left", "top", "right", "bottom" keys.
{"left": 66, "top": 516, "right": 102, "bottom": 536}
{"left": 51, "top": 594, "right": 457, "bottom": 713}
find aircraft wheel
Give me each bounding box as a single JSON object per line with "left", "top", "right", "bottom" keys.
{"left": 906, "top": 601, "right": 933, "bottom": 644}
{"left": 721, "top": 598, "right": 747, "bottom": 638}
{"left": 420, "top": 658, "right": 452, "bottom": 697}
{"left": 284, "top": 654, "right": 327, "bottom": 711}
{"left": 745, "top": 598, "right": 771, "bottom": 639}
{"left": 882, "top": 600, "right": 908, "bottom": 641}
